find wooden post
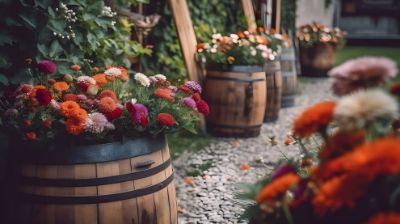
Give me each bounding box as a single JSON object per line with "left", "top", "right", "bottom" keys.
{"left": 241, "top": 0, "right": 257, "bottom": 32}
{"left": 271, "top": 0, "right": 281, "bottom": 33}
{"left": 168, "top": 0, "right": 203, "bottom": 83}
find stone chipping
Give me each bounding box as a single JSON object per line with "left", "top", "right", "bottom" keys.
{"left": 173, "top": 78, "right": 334, "bottom": 224}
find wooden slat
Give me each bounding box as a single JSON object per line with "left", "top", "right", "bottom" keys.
{"left": 241, "top": 0, "right": 257, "bottom": 32}
{"left": 152, "top": 149, "right": 171, "bottom": 224}
{"left": 169, "top": 0, "right": 202, "bottom": 83}
{"left": 162, "top": 145, "right": 177, "bottom": 224}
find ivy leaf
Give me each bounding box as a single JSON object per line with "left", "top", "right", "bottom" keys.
{"left": 49, "top": 40, "right": 63, "bottom": 58}
{"left": 0, "top": 33, "right": 14, "bottom": 45}
{"left": 18, "top": 12, "right": 37, "bottom": 29}
{"left": 0, "top": 73, "right": 9, "bottom": 85}
{"left": 37, "top": 43, "right": 48, "bottom": 56}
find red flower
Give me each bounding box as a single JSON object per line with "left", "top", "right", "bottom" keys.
{"left": 35, "top": 89, "right": 52, "bottom": 106}
{"left": 192, "top": 92, "right": 201, "bottom": 102}
{"left": 105, "top": 107, "right": 123, "bottom": 120}
{"left": 196, "top": 100, "right": 210, "bottom": 115}
{"left": 37, "top": 60, "right": 57, "bottom": 74}
{"left": 63, "top": 93, "right": 78, "bottom": 102}
{"left": 157, "top": 113, "right": 176, "bottom": 126}
{"left": 178, "top": 85, "right": 191, "bottom": 94}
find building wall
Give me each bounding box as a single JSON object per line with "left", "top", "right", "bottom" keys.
{"left": 296, "top": 0, "right": 335, "bottom": 27}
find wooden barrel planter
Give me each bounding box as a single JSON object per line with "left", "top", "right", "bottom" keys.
{"left": 16, "top": 136, "right": 177, "bottom": 224}
{"left": 204, "top": 64, "right": 266, "bottom": 137}
{"left": 280, "top": 46, "right": 298, "bottom": 108}
{"left": 264, "top": 60, "right": 282, "bottom": 122}
{"left": 299, "top": 43, "right": 336, "bottom": 77}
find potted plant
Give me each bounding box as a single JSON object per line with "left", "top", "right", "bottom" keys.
{"left": 0, "top": 60, "right": 209, "bottom": 224}
{"left": 197, "top": 29, "right": 284, "bottom": 136}
{"left": 297, "top": 22, "right": 346, "bottom": 77}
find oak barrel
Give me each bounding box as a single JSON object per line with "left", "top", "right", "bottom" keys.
{"left": 280, "top": 46, "right": 297, "bottom": 108}
{"left": 16, "top": 136, "right": 177, "bottom": 224}
{"left": 300, "top": 43, "right": 336, "bottom": 77}
{"left": 204, "top": 65, "right": 266, "bottom": 137}
{"left": 264, "top": 60, "right": 282, "bottom": 122}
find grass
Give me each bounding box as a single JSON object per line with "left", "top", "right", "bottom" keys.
{"left": 167, "top": 131, "right": 211, "bottom": 159}
{"left": 335, "top": 46, "right": 400, "bottom": 67}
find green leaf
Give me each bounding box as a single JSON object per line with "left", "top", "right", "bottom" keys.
{"left": 0, "top": 33, "right": 14, "bottom": 45}
{"left": 49, "top": 40, "right": 62, "bottom": 58}
{"left": 18, "top": 13, "right": 37, "bottom": 29}
{"left": 0, "top": 74, "right": 9, "bottom": 85}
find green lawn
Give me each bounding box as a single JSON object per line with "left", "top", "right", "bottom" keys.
{"left": 167, "top": 131, "right": 211, "bottom": 159}
{"left": 335, "top": 46, "right": 400, "bottom": 67}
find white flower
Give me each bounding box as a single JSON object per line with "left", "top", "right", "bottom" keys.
{"left": 256, "top": 44, "right": 268, "bottom": 51}
{"left": 273, "top": 33, "right": 283, "bottom": 39}
{"left": 104, "top": 67, "right": 122, "bottom": 77}
{"left": 85, "top": 112, "right": 112, "bottom": 134}
{"left": 250, "top": 47, "right": 257, "bottom": 56}
{"left": 210, "top": 48, "right": 217, "bottom": 53}
{"left": 212, "top": 33, "right": 222, "bottom": 40}
{"left": 334, "top": 89, "right": 398, "bottom": 130}
{"left": 131, "top": 98, "right": 137, "bottom": 105}
{"left": 154, "top": 74, "right": 167, "bottom": 80}
{"left": 77, "top": 76, "right": 96, "bottom": 85}
{"left": 134, "top": 73, "right": 151, "bottom": 87}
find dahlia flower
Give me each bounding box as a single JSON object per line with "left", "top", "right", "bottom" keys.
{"left": 185, "top": 81, "right": 202, "bottom": 93}
{"left": 104, "top": 67, "right": 122, "bottom": 77}
{"left": 134, "top": 73, "right": 151, "bottom": 87}
{"left": 85, "top": 112, "right": 114, "bottom": 134}
{"left": 183, "top": 97, "right": 196, "bottom": 109}
{"left": 38, "top": 60, "right": 57, "bottom": 74}
{"left": 127, "top": 103, "right": 148, "bottom": 127}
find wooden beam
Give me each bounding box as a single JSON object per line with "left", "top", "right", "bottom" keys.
{"left": 271, "top": 0, "right": 281, "bottom": 33}
{"left": 241, "top": 0, "right": 257, "bottom": 32}
{"left": 169, "top": 0, "right": 203, "bottom": 83}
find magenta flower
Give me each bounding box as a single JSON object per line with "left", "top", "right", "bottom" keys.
{"left": 271, "top": 164, "right": 296, "bottom": 180}
{"left": 129, "top": 103, "right": 149, "bottom": 128}
{"left": 185, "top": 81, "right": 202, "bottom": 93}
{"left": 183, "top": 97, "right": 196, "bottom": 109}
{"left": 38, "top": 60, "right": 57, "bottom": 74}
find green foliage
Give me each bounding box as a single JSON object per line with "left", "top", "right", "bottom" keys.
{"left": 0, "top": 0, "right": 150, "bottom": 88}
{"left": 141, "top": 0, "right": 247, "bottom": 82}
{"left": 281, "top": 0, "right": 297, "bottom": 32}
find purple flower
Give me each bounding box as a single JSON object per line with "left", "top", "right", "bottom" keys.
{"left": 271, "top": 164, "right": 296, "bottom": 180}
{"left": 37, "top": 60, "right": 57, "bottom": 74}
{"left": 85, "top": 112, "right": 114, "bottom": 134}
{"left": 185, "top": 81, "right": 202, "bottom": 93}
{"left": 183, "top": 97, "right": 197, "bottom": 109}
{"left": 129, "top": 103, "right": 148, "bottom": 127}
{"left": 4, "top": 108, "right": 18, "bottom": 117}
{"left": 76, "top": 94, "right": 88, "bottom": 101}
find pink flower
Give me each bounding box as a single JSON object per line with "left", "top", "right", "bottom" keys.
{"left": 38, "top": 60, "right": 57, "bottom": 74}
{"left": 85, "top": 112, "right": 114, "bottom": 134}
{"left": 185, "top": 81, "right": 202, "bottom": 93}
{"left": 127, "top": 103, "right": 148, "bottom": 128}
{"left": 183, "top": 97, "right": 197, "bottom": 109}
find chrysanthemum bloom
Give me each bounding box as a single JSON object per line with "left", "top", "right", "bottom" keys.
{"left": 185, "top": 81, "right": 202, "bottom": 93}
{"left": 76, "top": 94, "right": 87, "bottom": 101}
{"left": 315, "top": 137, "right": 400, "bottom": 181}
{"left": 389, "top": 82, "right": 400, "bottom": 97}
{"left": 134, "top": 73, "right": 151, "bottom": 87}
{"left": 26, "top": 132, "right": 37, "bottom": 140}
{"left": 105, "top": 107, "right": 123, "bottom": 121}
{"left": 53, "top": 81, "right": 70, "bottom": 92}
{"left": 196, "top": 99, "right": 210, "bottom": 115}
{"left": 154, "top": 88, "right": 175, "bottom": 102}
{"left": 98, "top": 97, "right": 117, "bottom": 113}
{"left": 93, "top": 73, "right": 108, "bottom": 87}
{"left": 60, "top": 101, "right": 80, "bottom": 117}
{"left": 328, "top": 57, "right": 398, "bottom": 96}
{"left": 38, "top": 60, "right": 57, "bottom": 74}
{"left": 157, "top": 113, "right": 176, "bottom": 126}
{"left": 271, "top": 164, "right": 296, "bottom": 180}
{"left": 365, "top": 212, "right": 400, "bottom": 224}
{"left": 154, "top": 74, "right": 167, "bottom": 81}
{"left": 319, "top": 130, "right": 366, "bottom": 162}
{"left": 127, "top": 103, "right": 148, "bottom": 127}
{"left": 117, "top": 67, "right": 129, "bottom": 81}
{"left": 70, "top": 64, "right": 81, "bottom": 71}
{"left": 178, "top": 85, "right": 191, "bottom": 94}
{"left": 42, "top": 119, "right": 52, "bottom": 128}
{"left": 312, "top": 173, "right": 370, "bottom": 215}
{"left": 92, "top": 67, "right": 99, "bottom": 73}
{"left": 334, "top": 89, "right": 398, "bottom": 131}
{"left": 71, "top": 108, "right": 88, "bottom": 122}
{"left": 85, "top": 112, "right": 113, "bottom": 134}
{"left": 35, "top": 88, "right": 53, "bottom": 106}
{"left": 256, "top": 173, "right": 300, "bottom": 203}
{"left": 76, "top": 76, "right": 96, "bottom": 91}
{"left": 183, "top": 97, "right": 196, "bottom": 109}
{"left": 292, "top": 101, "right": 336, "bottom": 138}
{"left": 65, "top": 116, "right": 86, "bottom": 135}
{"left": 192, "top": 93, "right": 201, "bottom": 102}
{"left": 64, "top": 93, "right": 78, "bottom": 102}
{"left": 104, "top": 67, "right": 122, "bottom": 78}
{"left": 99, "top": 89, "right": 117, "bottom": 101}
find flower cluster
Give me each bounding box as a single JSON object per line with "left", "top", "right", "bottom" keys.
{"left": 196, "top": 28, "right": 285, "bottom": 66}
{"left": 242, "top": 58, "right": 400, "bottom": 223}
{"left": 0, "top": 60, "right": 209, "bottom": 146}
{"left": 297, "top": 22, "right": 346, "bottom": 47}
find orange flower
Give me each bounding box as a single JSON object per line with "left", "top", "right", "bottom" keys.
{"left": 227, "top": 56, "right": 235, "bottom": 64}
{"left": 117, "top": 66, "right": 129, "bottom": 81}
{"left": 93, "top": 73, "right": 108, "bottom": 87}
{"left": 154, "top": 88, "right": 175, "bottom": 102}
{"left": 292, "top": 101, "right": 336, "bottom": 138}
{"left": 71, "top": 64, "right": 81, "bottom": 71}
{"left": 312, "top": 173, "right": 370, "bottom": 215}
{"left": 60, "top": 101, "right": 81, "bottom": 117}
{"left": 71, "top": 108, "right": 88, "bottom": 121}
{"left": 315, "top": 138, "right": 400, "bottom": 181}
{"left": 26, "top": 132, "right": 37, "bottom": 140}
{"left": 52, "top": 81, "right": 70, "bottom": 92}
{"left": 92, "top": 67, "right": 99, "bottom": 73}
{"left": 365, "top": 212, "right": 400, "bottom": 224}
{"left": 196, "top": 43, "right": 206, "bottom": 50}
{"left": 65, "top": 116, "right": 85, "bottom": 135}
{"left": 99, "top": 89, "right": 117, "bottom": 101}
{"left": 23, "top": 119, "right": 32, "bottom": 127}
{"left": 98, "top": 96, "right": 117, "bottom": 113}
{"left": 257, "top": 26, "right": 265, "bottom": 33}
{"left": 184, "top": 177, "right": 194, "bottom": 186}
{"left": 256, "top": 173, "right": 300, "bottom": 203}
{"left": 319, "top": 130, "right": 366, "bottom": 162}
{"left": 240, "top": 163, "right": 250, "bottom": 171}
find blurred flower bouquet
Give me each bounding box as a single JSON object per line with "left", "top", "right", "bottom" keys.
{"left": 196, "top": 28, "right": 285, "bottom": 66}
{"left": 297, "top": 22, "right": 346, "bottom": 47}
{"left": 0, "top": 60, "right": 209, "bottom": 149}
{"left": 241, "top": 57, "right": 400, "bottom": 223}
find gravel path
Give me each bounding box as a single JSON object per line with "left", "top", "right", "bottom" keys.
{"left": 173, "top": 78, "right": 334, "bottom": 224}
